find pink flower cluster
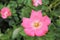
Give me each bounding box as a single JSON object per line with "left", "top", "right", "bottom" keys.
{"left": 21, "top": 0, "right": 51, "bottom": 37}
{"left": 0, "top": 7, "right": 11, "bottom": 19}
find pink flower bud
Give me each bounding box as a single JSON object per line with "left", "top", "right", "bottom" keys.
{"left": 32, "top": 0, "right": 42, "bottom": 7}
{"left": 1, "top": 7, "right": 11, "bottom": 19}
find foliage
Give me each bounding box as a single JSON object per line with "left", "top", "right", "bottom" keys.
{"left": 0, "top": 0, "right": 60, "bottom": 40}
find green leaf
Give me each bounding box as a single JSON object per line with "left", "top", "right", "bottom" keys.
{"left": 54, "top": 9, "right": 60, "bottom": 16}
{"left": 0, "top": 35, "right": 9, "bottom": 40}
{"left": 35, "top": 37, "right": 45, "bottom": 40}
{"left": 20, "top": 7, "right": 32, "bottom": 18}
{"left": 0, "top": 29, "right": 13, "bottom": 40}
{"left": 13, "top": 16, "right": 19, "bottom": 23}
{"left": 7, "top": 1, "right": 17, "bottom": 8}
{"left": 26, "top": 0, "right": 32, "bottom": 6}
{"left": 45, "top": 31, "right": 55, "bottom": 40}
{"left": 49, "top": 23, "right": 56, "bottom": 31}
{"left": 20, "top": 31, "right": 26, "bottom": 37}
{"left": 0, "top": 33, "right": 3, "bottom": 38}
{"left": 19, "top": 26, "right": 26, "bottom": 36}
{"left": 10, "top": 9, "right": 16, "bottom": 15}
{"left": 17, "top": 0, "right": 24, "bottom": 4}
{"left": 24, "top": 36, "right": 34, "bottom": 40}
{"left": 0, "top": 3, "right": 3, "bottom": 9}
{"left": 9, "top": 20, "right": 15, "bottom": 26}
{"left": 12, "top": 28, "right": 20, "bottom": 39}
{"left": 42, "top": 0, "right": 49, "bottom": 5}
{"left": 41, "top": 5, "right": 48, "bottom": 10}
{"left": 56, "top": 19, "right": 60, "bottom": 27}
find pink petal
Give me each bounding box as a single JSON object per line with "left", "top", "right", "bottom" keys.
{"left": 1, "top": 14, "right": 7, "bottom": 19}
{"left": 8, "top": 11, "right": 11, "bottom": 16}
{"left": 32, "top": 0, "right": 39, "bottom": 7}
{"left": 1, "top": 7, "right": 11, "bottom": 19}
{"left": 30, "top": 10, "right": 42, "bottom": 20}
{"left": 35, "top": 26, "right": 48, "bottom": 36}
{"left": 24, "top": 28, "right": 35, "bottom": 36}
{"left": 1, "top": 7, "right": 10, "bottom": 14}
{"left": 32, "top": 0, "right": 42, "bottom": 7}
{"left": 43, "top": 16, "right": 51, "bottom": 26}
{"left": 38, "top": 0, "right": 42, "bottom": 5}
{"left": 21, "top": 17, "right": 32, "bottom": 29}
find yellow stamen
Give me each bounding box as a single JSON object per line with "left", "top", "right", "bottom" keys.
{"left": 34, "top": 22, "right": 39, "bottom": 27}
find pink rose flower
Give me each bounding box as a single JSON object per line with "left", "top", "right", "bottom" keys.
{"left": 32, "top": 0, "right": 42, "bottom": 7}
{"left": 21, "top": 10, "right": 51, "bottom": 36}
{"left": 1, "top": 7, "right": 11, "bottom": 19}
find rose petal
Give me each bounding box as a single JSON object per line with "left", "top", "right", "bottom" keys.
{"left": 21, "top": 17, "right": 33, "bottom": 29}
{"left": 35, "top": 26, "right": 48, "bottom": 36}
{"left": 43, "top": 16, "right": 51, "bottom": 26}
{"left": 24, "top": 29, "right": 35, "bottom": 36}
{"left": 30, "top": 10, "right": 42, "bottom": 20}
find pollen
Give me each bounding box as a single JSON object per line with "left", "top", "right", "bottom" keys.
{"left": 34, "top": 22, "right": 40, "bottom": 27}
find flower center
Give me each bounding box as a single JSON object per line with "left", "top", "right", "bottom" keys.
{"left": 34, "top": 22, "right": 40, "bottom": 27}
